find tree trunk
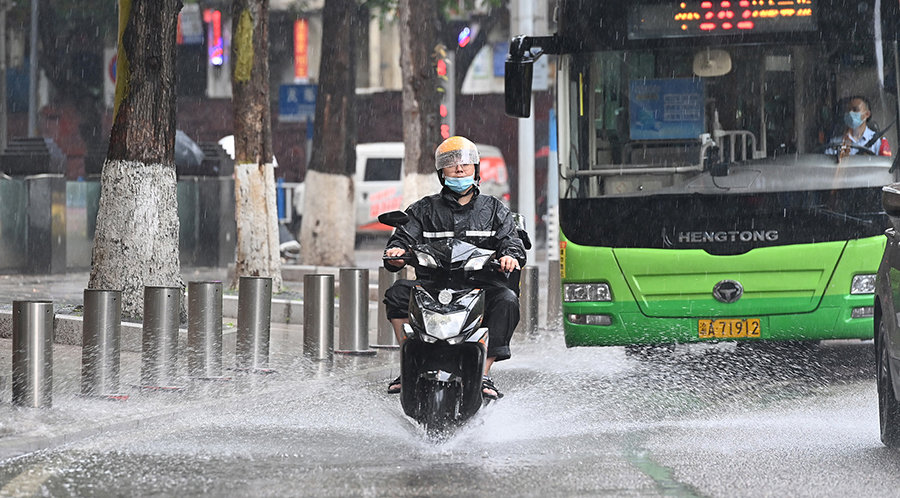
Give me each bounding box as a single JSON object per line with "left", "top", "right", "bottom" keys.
{"left": 231, "top": 0, "right": 282, "bottom": 290}
{"left": 399, "top": 0, "right": 443, "bottom": 208}
{"left": 88, "top": 0, "right": 182, "bottom": 320}
{"left": 299, "top": 0, "right": 358, "bottom": 267}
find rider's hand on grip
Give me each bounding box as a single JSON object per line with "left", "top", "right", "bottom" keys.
{"left": 497, "top": 255, "right": 520, "bottom": 275}
{"left": 383, "top": 247, "right": 409, "bottom": 268}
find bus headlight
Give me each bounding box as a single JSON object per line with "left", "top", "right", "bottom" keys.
{"left": 851, "top": 274, "right": 876, "bottom": 295}
{"left": 564, "top": 283, "right": 612, "bottom": 302}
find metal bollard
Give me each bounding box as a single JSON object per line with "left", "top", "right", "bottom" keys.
{"left": 304, "top": 274, "right": 334, "bottom": 361}
{"left": 336, "top": 268, "right": 376, "bottom": 355}
{"left": 547, "top": 259, "right": 562, "bottom": 329}
{"left": 373, "top": 267, "right": 401, "bottom": 348}
{"left": 141, "top": 286, "right": 182, "bottom": 389}
{"left": 82, "top": 289, "right": 124, "bottom": 398}
{"left": 187, "top": 281, "right": 225, "bottom": 378}
{"left": 12, "top": 300, "right": 53, "bottom": 408}
{"left": 236, "top": 276, "right": 273, "bottom": 371}
{"left": 517, "top": 265, "right": 539, "bottom": 335}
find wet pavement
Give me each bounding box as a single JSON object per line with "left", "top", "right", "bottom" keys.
{"left": 0, "top": 243, "right": 892, "bottom": 496}
{"left": 0, "top": 333, "right": 894, "bottom": 497}
{"left": 0, "top": 244, "right": 894, "bottom": 497}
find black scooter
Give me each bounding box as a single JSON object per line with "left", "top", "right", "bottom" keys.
{"left": 379, "top": 210, "right": 495, "bottom": 437}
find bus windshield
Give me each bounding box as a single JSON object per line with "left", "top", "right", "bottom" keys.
{"left": 559, "top": 23, "right": 897, "bottom": 202}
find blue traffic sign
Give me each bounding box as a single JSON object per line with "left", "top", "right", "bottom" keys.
{"left": 279, "top": 84, "right": 317, "bottom": 123}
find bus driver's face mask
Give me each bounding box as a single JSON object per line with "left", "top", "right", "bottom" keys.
{"left": 444, "top": 175, "right": 476, "bottom": 193}
{"left": 845, "top": 111, "right": 865, "bottom": 129}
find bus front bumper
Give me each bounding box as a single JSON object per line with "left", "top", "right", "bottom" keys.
{"left": 562, "top": 296, "right": 875, "bottom": 347}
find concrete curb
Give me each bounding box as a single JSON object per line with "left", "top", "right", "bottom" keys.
{"left": 223, "top": 295, "right": 380, "bottom": 324}
{"left": 0, "top": 311, "right": 151, "bottom": 353}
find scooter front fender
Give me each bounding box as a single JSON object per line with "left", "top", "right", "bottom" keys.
{"left": 400, "top": 340, "right": 486, "bottom": 421}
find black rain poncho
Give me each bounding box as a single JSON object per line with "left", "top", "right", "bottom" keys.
{"left": 382, "top": 186, "right": 527, "bottom": 361}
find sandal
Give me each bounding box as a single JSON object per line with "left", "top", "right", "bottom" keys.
{"left": 482, "top": 375, "right": 503, "bottom": 400}
{"left": 387, "top": 375, "right": 401, "bottom": 394}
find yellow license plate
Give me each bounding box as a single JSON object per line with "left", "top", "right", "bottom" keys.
{"left": 698, "top": 318, "right": 761, "bottom": 339}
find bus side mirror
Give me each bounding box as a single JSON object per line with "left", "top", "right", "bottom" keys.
{"left": 505, "top": 59, "right": 534, "bottom": 118}
{"left": 505, "top": 35, "right": 559, "bottom": 118}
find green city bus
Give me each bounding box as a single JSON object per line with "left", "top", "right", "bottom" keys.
{"left": 506, "top": 0, "right": 899, "bottom": 349}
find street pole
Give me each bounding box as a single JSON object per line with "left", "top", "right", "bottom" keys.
{"left": 546, "top": 109, "right": 561, "bottom": 327}
{"left": 0, "top": 0, "right": 10, "bottom": 150}
{"left": 517, "top": 0, "right": 536, "bottom": 265}
{"left": 547, "top": 109, "right": 558, "bottom": 255}
{"left": 28, "top": 0, "right": 38, "bottom": 138}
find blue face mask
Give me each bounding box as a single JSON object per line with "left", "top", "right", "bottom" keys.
{"left": 444, "top": 175, "right": 476, "bottom": 194}
{"left": 844, "top": 111, "right": 865, "bottom": 129}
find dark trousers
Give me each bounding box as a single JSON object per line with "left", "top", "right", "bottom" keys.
{"left": 383, "top": 279, "right": 520, "bottom": 361}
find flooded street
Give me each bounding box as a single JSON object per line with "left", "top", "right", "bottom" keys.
{"left": 0, "top": 333, "right": 895, "bottom": 497}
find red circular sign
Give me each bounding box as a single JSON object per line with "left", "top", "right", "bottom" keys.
{"left": 108, "top": 53, "right": 117, "bottom": 83}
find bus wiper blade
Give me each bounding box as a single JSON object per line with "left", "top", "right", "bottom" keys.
{"left": 811, "top": 207, "right": 873, "bottom": 225}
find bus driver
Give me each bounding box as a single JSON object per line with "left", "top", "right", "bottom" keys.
{"left": 826, "top": 95, "right": 892, "bottom": 157}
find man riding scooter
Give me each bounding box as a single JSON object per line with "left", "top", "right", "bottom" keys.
{"left": 382, "top": 136, "right": 527, "bottom": 400}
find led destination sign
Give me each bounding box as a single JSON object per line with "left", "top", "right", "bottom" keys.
{"left": 629, "top": 0, "right": 816, "bottom": 39}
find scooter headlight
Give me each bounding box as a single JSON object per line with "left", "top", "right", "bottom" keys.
{"left": 464, "top": 254, "right": 492, "bottom": 271}
{"left": 416, "top": 251, "right": 438, "bottom": 268}
{"left": 423, "top": 310, "right": 467, "bottom": 340}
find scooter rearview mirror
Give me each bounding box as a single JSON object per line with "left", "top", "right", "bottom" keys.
{"left": 378, "top": 210, "right": 409, "bottom": 228}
